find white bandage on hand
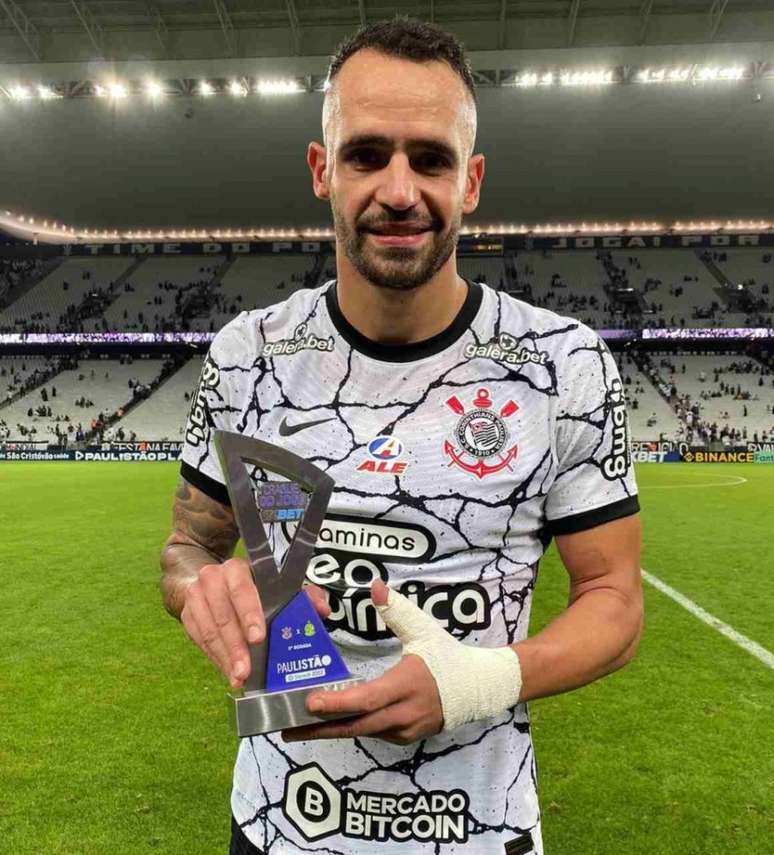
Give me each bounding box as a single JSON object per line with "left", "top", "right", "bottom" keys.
{"left": 375, "top": 586, "right": 523, "bottom": 732}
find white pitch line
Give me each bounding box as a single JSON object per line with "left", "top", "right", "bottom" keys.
{"left": 645, "top": 475, "right": 747, "bottom": 489}
{"left": 642, "top": 570, "right": 774, "bottom": 670}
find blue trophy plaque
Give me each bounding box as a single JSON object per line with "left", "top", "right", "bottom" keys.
{"left": 214, "top": 430, "right": 363, "bottom": 737}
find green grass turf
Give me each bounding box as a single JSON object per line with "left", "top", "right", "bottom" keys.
{"left": 0, "top": 462, "right": 772, "bottom": 854}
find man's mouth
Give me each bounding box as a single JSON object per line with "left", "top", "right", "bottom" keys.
{"left": 364, "top": 223, "right": 433, "bottom": 246}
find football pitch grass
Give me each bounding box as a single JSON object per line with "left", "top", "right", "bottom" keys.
{"left": 1, "top": 462, "right": 772, "bottom": 854}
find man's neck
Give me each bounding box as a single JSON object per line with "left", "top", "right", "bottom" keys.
{"left": 334, "top": 254, "right": 468, "bottom": 345}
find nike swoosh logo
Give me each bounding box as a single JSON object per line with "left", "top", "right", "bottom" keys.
{"left": 278, "top": 416, "right": 334, "bottom": 437}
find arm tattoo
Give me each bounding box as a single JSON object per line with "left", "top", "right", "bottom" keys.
{"left": 159, "top": 476, "right": 240, "bottom": 619}
{"left": 171, "top": 477, "right": 239, "bottom": 562}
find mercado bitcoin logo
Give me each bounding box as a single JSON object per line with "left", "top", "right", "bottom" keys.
{"left": 282, "top": 764, "right": 471, "bottom": 844}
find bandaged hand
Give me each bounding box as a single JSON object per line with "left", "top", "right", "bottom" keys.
{"left": 283, "top": 580, "right": 522, "bottom": 745}
{"left": 375, "top": 583, "right": 523, "bottom": 732}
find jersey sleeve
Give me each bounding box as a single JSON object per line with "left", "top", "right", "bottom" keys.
{"left": 180, "top": 315, "right": 251, "bottom": 506}
{"left": 543, "top": 326, "right": 639, "bottom": 536}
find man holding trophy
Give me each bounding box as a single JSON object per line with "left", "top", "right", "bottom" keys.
{"left": 160, "top": 18, "right": 642, "bottom": 855}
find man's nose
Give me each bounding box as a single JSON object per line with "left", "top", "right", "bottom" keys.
{"left": 373, "top": 153, "right": 419, "bottom": 210}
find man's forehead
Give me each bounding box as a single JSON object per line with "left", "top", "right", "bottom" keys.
{"left": 331, "top": 50, "right": 471, "bottom": 147}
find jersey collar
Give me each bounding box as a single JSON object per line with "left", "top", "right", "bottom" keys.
{"left": 325, "top": 278, "right": 482, "bottom": 363}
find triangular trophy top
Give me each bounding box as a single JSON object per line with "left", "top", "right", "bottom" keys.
{"left": 213, "top": 429, "right": 334, "bottom": 626}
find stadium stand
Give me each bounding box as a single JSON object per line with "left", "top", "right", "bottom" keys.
{"left": 0, "top": 257, "right": 135, "bottom": 333}
{"left": 662, "top": 354, "right": 773, "bottom": 443}
{"left": 0, "top": 355, "right": 60, "bottom": 406}
{"left": 606, "top": 249, "right": 733, "bottom": 327}
{"left": 0, "top": 357, "right": 168, "bottom": 442}
{"left": 710, "top": 249, "right": 773, "bottom": 322}
{"left": 457, "top": 256, "right": 506, "bottom": 290}
{"left": 208, "top": 254, "right": 319, "bottom": 329}
{"left": 0, "top": 258, "right": 46, "bottom": 303}
{"left": 1, "top": 250, "right": 772, "bottom": 449}
{"left": 616, "top": 352, "right": 683, "bottom": 441}
{"left": 82, "top": 256, "right": 225, "bottom": 333}
{"left": 0, "top": 249, "right": 742, "bottom": 339}
{"left": 508, "top": 250, "right": 617, "bottom": 329}
{"left": 113, "top": 356, "right": 203, "bottom": 441}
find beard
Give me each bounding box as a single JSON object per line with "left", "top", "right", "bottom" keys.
{"left": 331, "top": 193, "right": 461, "bottom": 291}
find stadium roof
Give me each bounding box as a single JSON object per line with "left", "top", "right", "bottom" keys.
{"left": 1, "top": 1, "right": 774, "bottom": 64}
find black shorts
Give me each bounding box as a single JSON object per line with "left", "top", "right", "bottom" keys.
{"left": 230, "top": 817, "right": 263, "bottom": 855}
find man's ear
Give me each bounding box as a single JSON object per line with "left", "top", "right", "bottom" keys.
{"left": 462, "top": 153, "right": 485, "bottom": 215}
{"left": 307, "top": 142, "right": 330, "bottom": 200}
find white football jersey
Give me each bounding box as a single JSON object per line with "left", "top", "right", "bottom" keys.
{"left": 181, "top": 279, "right": 639, "bottom": 854}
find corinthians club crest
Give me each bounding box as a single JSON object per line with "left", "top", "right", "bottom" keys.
{"left": 444, "top": 388, "right": 519, "bottom": 479}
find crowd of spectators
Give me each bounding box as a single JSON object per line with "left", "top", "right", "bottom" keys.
{"left": 0, "top": 266, "right": 114, "bottom": 334}
{"left": 82, "top": 356, "right": 179, "bottom": 444}
{"left": 0, "top": 354, "right": 180, "bottom": 445}
{"left": 109, "top": 267, "right": 219, "bottom": 333}
{"left": 630, "top": 349, "right": 773, "bottom": 446}
{"left": 0, "top": 258, "right": 44, "bottom": 303}
{"left": 2, "top": 249, "right": 774, "bottom": 336}
{"left": 1, "top": 356, "right": 65, "bottom": 405}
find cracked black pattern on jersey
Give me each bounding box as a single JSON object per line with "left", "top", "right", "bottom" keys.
{"left": 181, "top": 282, "right": 638, "bottom": 855}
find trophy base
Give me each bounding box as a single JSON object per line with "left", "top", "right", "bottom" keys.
{"left": 230, "top": 677, "right": 365, "bottom": 737}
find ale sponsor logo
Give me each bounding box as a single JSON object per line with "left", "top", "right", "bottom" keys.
{"left": 357, "top": 435, "right": 407, "bottom": 475}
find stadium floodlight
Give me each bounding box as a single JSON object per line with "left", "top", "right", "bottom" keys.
{"left": 638, "top": 64, "right": 745, "bottom": 84}
{"left": 514, "top": 72, "right": 539, "bottom": 88}
{"left": 718, "top": 66, "right": 744, "bottom": 80}
{"left": 698, "top": 67, "right": 720, "bottom": 81}
{"left": 695, "top": 65, "right": 744, "bottom": 82}
{"left": 146, "top": 80, "right": 164, "bottom": 98}
{"left": 560, "top": 70, "right": 614, "bottom": 87}
{"left": 9, "top": 85, "right": 31, "bottom": 100}
{"left": 669, "top": 68, "right": 691, "bottom": 82}
{"left": 108, "top": 82, "right": 128, "bottom": 99}
{"left": 229, "top": 80, "right": 247, "bottom": 96}
{"left": 37, "top": 85, "right": 59, "bottom": 100}
{"left": 255, "top": 79, "right": 303, "bottom": 95}
{"left": 199, "top": 80, "right": 215, "bottom": 96}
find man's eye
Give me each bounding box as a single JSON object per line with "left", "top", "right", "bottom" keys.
{"left": 413, "top": 153, "right": 448, "bottom": 170}
{"left": 350, "top": 149, "right": 382, "bottom": 167}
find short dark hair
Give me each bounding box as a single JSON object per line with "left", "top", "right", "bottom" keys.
{"left": 326, "top": 16, "right": 476, "bottom": 105}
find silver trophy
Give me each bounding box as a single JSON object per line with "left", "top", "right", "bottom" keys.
{"left": 214, "top": 429, "right": 363, "bottom": 737}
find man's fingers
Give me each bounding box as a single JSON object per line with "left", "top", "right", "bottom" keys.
{"left": 200, "top": 564, "right": 251, "bottom": 682}
{"left": 223, "top": 558, "right": 265, "bottom": 644}
{"left": 182, "top": 607, "right": 225, "bottom": 673}
{"left": 304, "top": 583, "right": 331, "bottom": 619}
{"left": 283, "top": 701, "right": 414, "bottom": 743}
{"left": 306, "top": 667, "right": 406, "bottom": 717}
{"left": 184, "top": 587, "right": 239, "bottom": 686}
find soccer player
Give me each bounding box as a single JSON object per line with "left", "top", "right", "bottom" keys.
{"left": 160, "top": 18, "right": 642, "bottom": 855}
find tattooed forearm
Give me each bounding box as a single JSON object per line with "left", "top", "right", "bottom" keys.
{"left": 172, "top": 478, "right": 239, "bottom": 560}
{"left": 159, "top": 477, "right": 240, "bottom": 619}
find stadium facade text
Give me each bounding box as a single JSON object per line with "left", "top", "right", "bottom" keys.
{"left": 36, "top": 232, "right": 774, "bottom": 258}
{"left": 0, "top": 444, "right": 182, "bottom": 462}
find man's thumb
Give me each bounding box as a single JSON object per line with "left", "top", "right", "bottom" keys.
{"left": 370, "top": 578, "right": 389, "bottom": 607}
{"left": 371, "top": 581, "right": 442, "bottom": 646}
